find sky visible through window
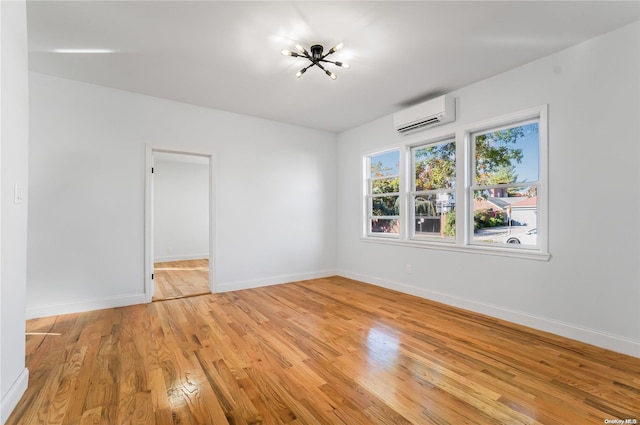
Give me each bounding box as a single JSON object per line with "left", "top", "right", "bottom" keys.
{"left": 510, "top": 123, "right": 539, "bottom": 183}
{"left": 370, "top": 150, "right": 399, "bottom": 177}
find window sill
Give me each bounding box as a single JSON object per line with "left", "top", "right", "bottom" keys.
{"left": 360, "top": 236, "right": 550, "bottom": 261}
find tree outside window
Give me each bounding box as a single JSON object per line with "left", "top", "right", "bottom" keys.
{"left": 411, "top": 139, "right": 456, "bottom": 239}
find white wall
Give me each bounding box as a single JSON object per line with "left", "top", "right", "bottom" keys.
{"left": 153, "top": 157, "right": 209, "bottom": 262}
{"left": 0, "top": 1, "right": 30, "bottom": 422}
{"left": 27, "top": 73, "right": 337, "bottom": 317}
{"left": 337, "top": 22, "right": 640, "bottom": 357}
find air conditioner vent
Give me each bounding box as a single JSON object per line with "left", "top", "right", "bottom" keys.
{"left": 394, "top": 95, "right": 455, "bottom": 133}
{"left": 396, "top": 116, "right": 443, "bottom": 133}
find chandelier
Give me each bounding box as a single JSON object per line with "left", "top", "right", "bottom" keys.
{"left": 281, "top": 42, "right": 350, "bottom": 80}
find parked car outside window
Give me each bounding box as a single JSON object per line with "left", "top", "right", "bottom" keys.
{"left": 504, "top": 228, "right": 537, "bottom": 245}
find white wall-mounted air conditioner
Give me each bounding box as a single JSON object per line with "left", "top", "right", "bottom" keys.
{"left": 393, "top": 94, "right": 455, "bottom": 133}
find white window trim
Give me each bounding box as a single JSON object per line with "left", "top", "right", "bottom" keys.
{"left": 409, "top": 137, "right": 457, "bottom": 243}
{"left": 363, "top": 147, "right": 401, "bottom": 238}
{"left": 361, "top": 105, "right": 550, "bottom": 261}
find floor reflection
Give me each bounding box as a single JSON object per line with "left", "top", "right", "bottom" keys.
{"left": 366, "top": 326, "right": 400, "bottom": 365}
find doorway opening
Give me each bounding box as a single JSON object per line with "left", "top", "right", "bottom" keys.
{"left": 153, "top": 259, "right": 209, "bottom": 301}
{"left": 145, "top": 148, "right": 214, "bottom": 302}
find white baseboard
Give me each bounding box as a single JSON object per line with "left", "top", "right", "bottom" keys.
{"left": 215, "top": 269, "right": 338, "bottom": 293}
{"left": 154, "top": 253, "right": 209, "bottom": 263}
{"left": 26, "top": 293, "right": 147, "bottom": 319}
{"left": 1, "top": 367, "right": 29, "bottom": 424}
{"left": 337, "top": 270, "right": 640, "bottom": 358}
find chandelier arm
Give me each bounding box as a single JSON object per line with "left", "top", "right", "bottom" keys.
{"left": 322, "top": 50, "right": 337, "bottom": 60}
{"left": 311, "top": 60, "right": 336, "bottom": 79}
{"left": 312, "top": 61, "right": 329, "bottom": 72}
{"left": 319, "top": 59, "right": 350, "bottom": 70}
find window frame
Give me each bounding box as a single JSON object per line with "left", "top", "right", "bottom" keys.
{"left": 409, "top": 137, "right": 457, "bottom": 243}
{"left": 364, "top": 148, "right": 401, "bottom": 238}
{"left": 467, "top": 117, "right": 540, "bottom": 249}
{"left": 361, "top": 105, "right": 549, "bottom": 261}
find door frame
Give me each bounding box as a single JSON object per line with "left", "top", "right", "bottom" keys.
{"left": 144, "top": 144, "right": 216, "bottom": 302}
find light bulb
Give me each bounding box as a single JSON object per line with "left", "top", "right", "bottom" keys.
{"left": 335, "top": 61, "right": 350, "bottom": 69}
{"left": 296, "top": 68, "right": 306, "bottom": 78}
{"left": 295, "top": 44, "right": 306, "bottom": 53}
{"left": 328, "top": 42, "right": 344, "bottom": 54}
{"left": 326, "top": 70, "right": 337, "bottom": 80}
{"left": 281, "top": 49, "right": 291, "bottom": 56}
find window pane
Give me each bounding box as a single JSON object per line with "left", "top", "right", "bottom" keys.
{"left": 371, "top": 177, "right": 399, "bottom": 194}
{"left": 414, "top": 140, "right": 456, "bottom": 191}
{"left": 473, "top": 185, "right": 537, "bottom": 201}
{"left": 367, "top": 149, "right": 400, "bottom": 237}
{"left": 475, "top": 122, "right": 538, "bottom": 186}
{"left": 372, "top": 196, "right": 399, "bottom": 216}
{"left": 371, "top": 218, "right": 399, "bottom": 234}
{"left": 472, "top": 189, "right": 538, "bottom": 245}
{"left": 370, "top": 150, "right": 400, "bottom": 178}
{"left": 414, "top": 194, "right": 438, "bottom": 217}
{"left": 413, "top": 193, "right": 455, "bottom": 238}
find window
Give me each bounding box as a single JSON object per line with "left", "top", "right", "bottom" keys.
{"left": 410, "top": 139, "right": 456, "bottom": 241}
{"left": 362, "top": 105, "right": 548, "bottom": 260}
{"left": 470, "top": 120, "right": 540, "bottom": 248}
{"left": 365, "top": 149, "right": 400, "bottom": 236}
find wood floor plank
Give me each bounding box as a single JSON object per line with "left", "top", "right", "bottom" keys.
{"left": 7, "top": 276, "right": 640, "bottom": 424}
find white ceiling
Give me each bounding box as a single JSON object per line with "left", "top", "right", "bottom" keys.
{"left": 26, "top": 1, "right": 640, "bottom": 133}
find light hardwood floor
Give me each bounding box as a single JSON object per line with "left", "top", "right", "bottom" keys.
{"left": 152, "top": 259, "right": 210, "bottom": 301}
{"left": 7, "top": 276, "right": 640, "bottom": 424}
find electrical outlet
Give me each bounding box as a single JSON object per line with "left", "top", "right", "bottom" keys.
{"left": 406, "top": 264, "right": 413, "bottom": 274}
